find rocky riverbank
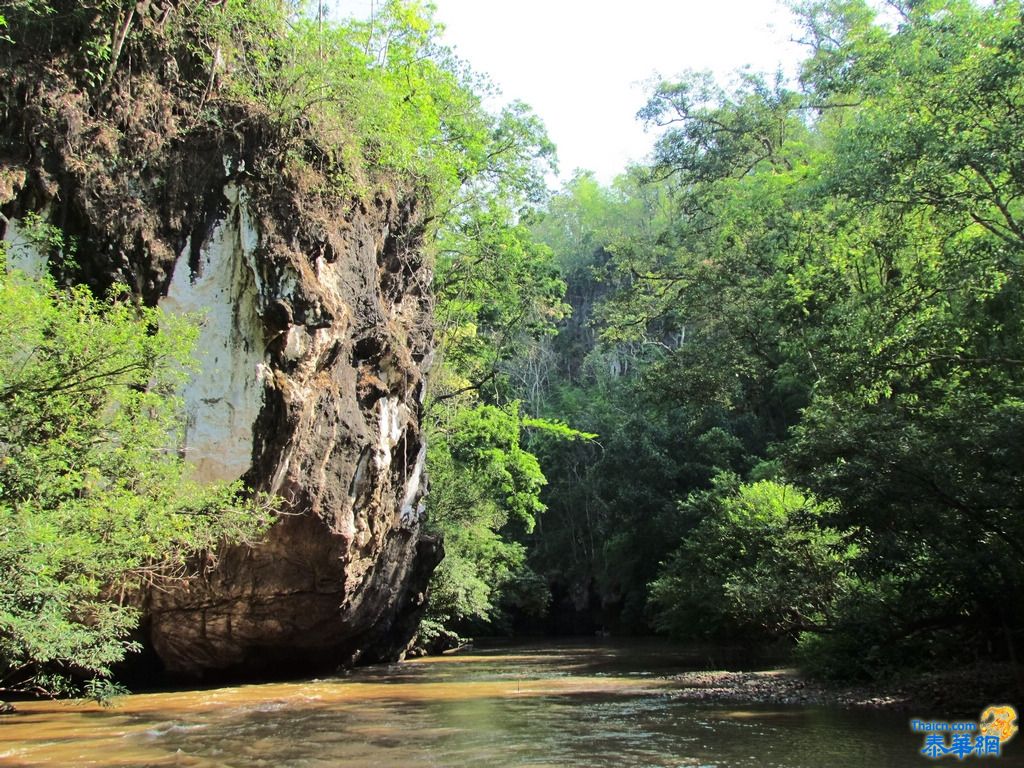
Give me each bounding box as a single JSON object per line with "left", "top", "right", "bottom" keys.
{"left": 668, "top": 663, "right": 1022, "bottom": 714}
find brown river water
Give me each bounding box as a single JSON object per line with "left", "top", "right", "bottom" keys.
{"left": 1, "top": 642, "right": 1019, "bottom": 767}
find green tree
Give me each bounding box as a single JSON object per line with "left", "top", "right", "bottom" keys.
{"left": 422, "top": 403, "right": 547, "bottom": 643}
{"left": 405, "top": 6, "right": 569, "bottom": 642}
{"left": 781, "top": 0, "right": 1024, "bottom": 675}
{"left": 424, "top": 193, "right": 585, "bottom": 639}
{"left": 0, "top": 250, "right": 273, "bottom": 699}
{"left": 649, "top": 476, "right": 857, "bottom": 643}
{"left": 520, "top": 106, "right": 821, "bottom": 629}
{"left": 501, "top": 0, "right": 1024, "bottom": 678}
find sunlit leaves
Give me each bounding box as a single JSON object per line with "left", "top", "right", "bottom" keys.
{"left": 0, "top": 261, "right": 273, "bottom": 697}
{"left": 649, "top": 477, "right": 857, "bottom": 642}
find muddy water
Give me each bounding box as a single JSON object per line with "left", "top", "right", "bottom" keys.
{"left": 0, "top": 643, "right": 1017, "bottom": 767}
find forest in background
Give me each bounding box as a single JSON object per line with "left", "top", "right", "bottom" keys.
{"left": 431, "top": 0, "right": 1024, "bottom": 683}
{"left": 0, "top": 0, "right": 1022, "bottom": 698}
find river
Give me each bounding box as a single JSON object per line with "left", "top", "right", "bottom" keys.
{"left": 1, "top": 642, "right": 1018, "bottom": 767}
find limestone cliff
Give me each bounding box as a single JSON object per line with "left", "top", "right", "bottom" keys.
{"left": 143, "top": 167, "right": 441, "bottom": 678}
{"left": 0, "top": 5, "right": 441, "bottom": 678}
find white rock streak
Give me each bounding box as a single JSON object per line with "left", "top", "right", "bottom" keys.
{"left": 160, "top": 181, "right": 266, "bottom": 483}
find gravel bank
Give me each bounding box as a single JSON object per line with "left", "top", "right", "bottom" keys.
{"left": 668, "top": 664, "right": 1021, "bottom": 713}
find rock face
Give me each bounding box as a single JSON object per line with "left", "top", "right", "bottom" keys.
{"left": 1, "top": 52, "right": 442, "bottom": 678}
{"left": 144, "top": 163, "right": 441, "bottom": 678}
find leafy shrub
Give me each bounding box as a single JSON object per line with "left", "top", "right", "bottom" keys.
{"left": 648, "top": 475, "right": 858, "bottom": 644}
{"left": 0, "top": 244, "right": 273, "bottom": 698}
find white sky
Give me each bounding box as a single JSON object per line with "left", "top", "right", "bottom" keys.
{"left": 329, "top": 1, "right": 808, "bottom": 185}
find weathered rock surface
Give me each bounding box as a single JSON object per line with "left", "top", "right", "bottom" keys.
{"left": 144, "top": 169, "right": 442, "bottom": 678}
{"left": 0, "top": 19, "right": 442, "bottom": 679}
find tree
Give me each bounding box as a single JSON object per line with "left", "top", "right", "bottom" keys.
{"left": 0, "top": 241, "right": 272, "bottom": 699}
{"left": 648, "top": 476, "right": 857, "bottom": 643}
{"left": 424, "top": 190, "right": 586, "bottom": 639}
{"left": 422, "top": 403, "right": 547, "bottom": 643}
{"left": 781, "top": 0, "right": 1024, "bottom": 673}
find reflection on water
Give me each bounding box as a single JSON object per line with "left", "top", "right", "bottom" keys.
{"left": 1, "top": 643, "right": 1018, "bottom": 767}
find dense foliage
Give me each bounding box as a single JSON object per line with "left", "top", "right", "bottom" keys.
{"left": 0, "top": 230, "right": 272, "bottom": 698}
{"left": 0, "top": 0, "right": 549, "bottom": 207}
{"left": 514, "top": 0, "right": 1024, "bottom": 679}
{"left": 423, "top": 161, "right": 583, "bottom": 643}
{"left": 648, "top": 477, "right": 857, "bottom": 642}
